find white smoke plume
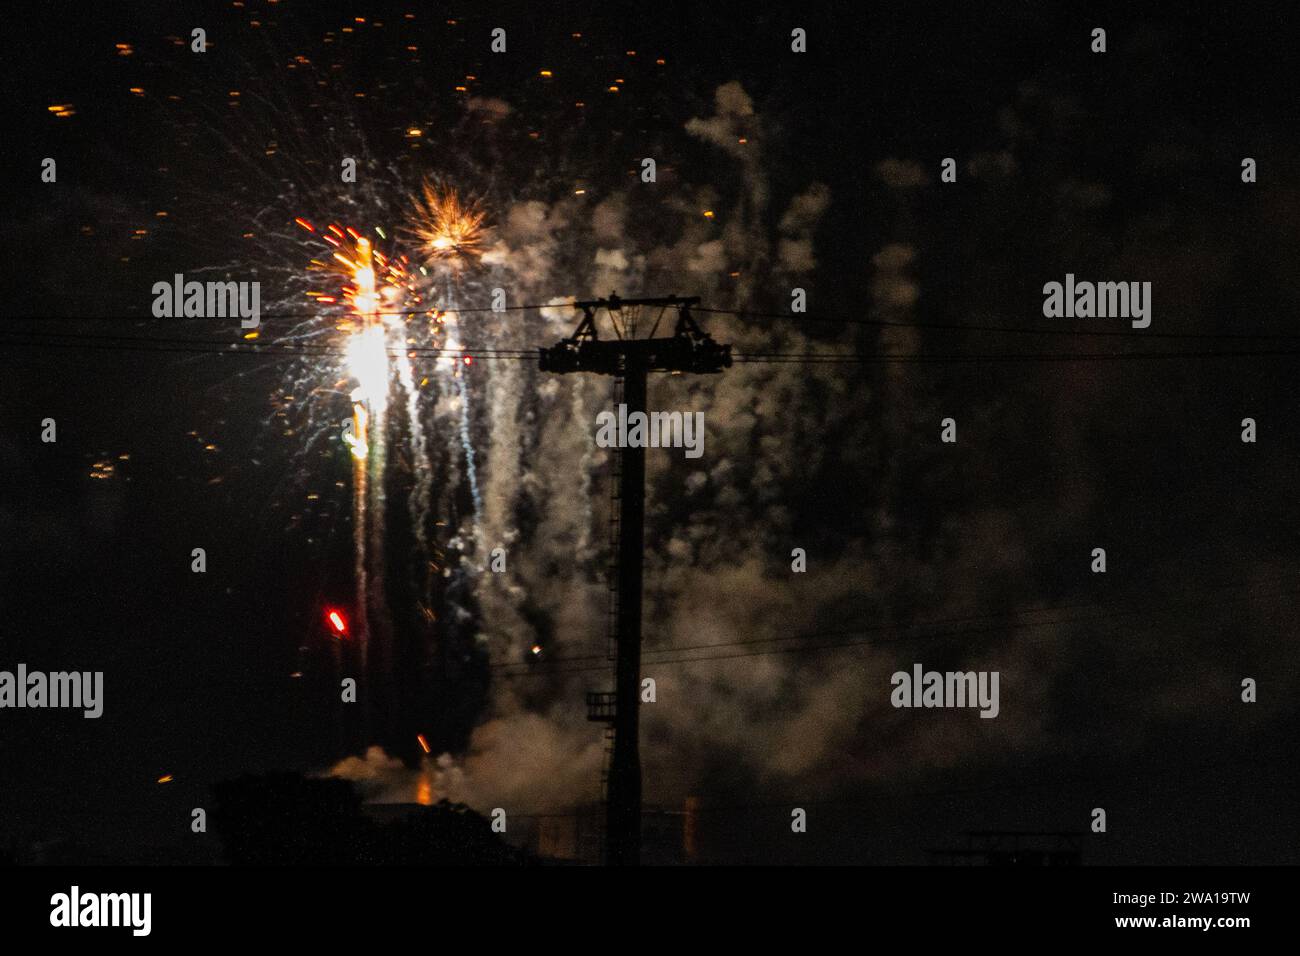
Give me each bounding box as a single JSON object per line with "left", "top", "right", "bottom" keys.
{"left": 325, "top": 79, "right": 1300, "bottom": 823}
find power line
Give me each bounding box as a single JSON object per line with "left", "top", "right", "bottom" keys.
{"left": 0, "top": 302, "right": 565, "bottom": 322}
{"left": 697, "top": 305, "right": 1300, "bottom": 341}
{"left": 5, "top": 331, "right": 1300, "bottom": 365}
{"left": 0, "top": 333, "right": 534, "bottom": 359}
{"left": 732, "top": 349, "right": 1300, "bottom": 364}
{"left": 490, "top": 575, "right": 1300, "bottom": 677}
{"left": 12, "top": 304, "right": 1300, "bottom": 343}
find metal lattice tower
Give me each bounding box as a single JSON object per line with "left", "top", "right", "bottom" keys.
{"left": 541, "top": 294, "right": 730, "bottom": 865}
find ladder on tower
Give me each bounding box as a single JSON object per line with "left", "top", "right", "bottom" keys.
{"left": 606, "top": 375, "right": 624, "bottom": 662}
{"left": 590, "top": 377, "right": 625, "bottom": 859}
{"left": 585, "top": 692, "right": 617, "bottom": 862}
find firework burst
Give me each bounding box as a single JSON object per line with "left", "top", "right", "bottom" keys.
{"left": 410, "top": 180, "right": 486, "bottom": 266}
{"left": 296, "top": 215, "right": 452, "bottom": 735}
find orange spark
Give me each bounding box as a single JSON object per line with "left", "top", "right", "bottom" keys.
{"left": 410, "top": 181, "right": 485, "bottom": 265}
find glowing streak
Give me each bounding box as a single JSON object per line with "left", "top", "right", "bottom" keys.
{"left": 343, "top": 238, "right": 392, "bottom": 417}
{"left": 440, "top": 308, "right": 482, "bottom": 521}
{"left": 347, "top": 327, "right": 389, "bottom": 411}
{"left": 345, "top": 401, "right": 369, "bottom": 460}
{"left": 457, "top": 371, "right": 482, "bottom": 517}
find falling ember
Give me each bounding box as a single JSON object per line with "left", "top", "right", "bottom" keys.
{"left": 157, "top": 774, "right": 173, "bottom": 784}
{"left": 417, "top": 733, "right": 431, "bottom": 754}
{"left": 326, "top": 607, "right": 349, "bottom": 636}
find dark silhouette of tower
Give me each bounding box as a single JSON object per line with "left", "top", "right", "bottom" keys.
{"left": 541, "top": 295, "right": 730, "bottom": 865}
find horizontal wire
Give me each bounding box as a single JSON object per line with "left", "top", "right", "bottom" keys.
{"left": 491, "top": 577, "right": 1300, "bottom": 677}
{"left": 5, "top": 331, "right": 1300, "bottom": 365}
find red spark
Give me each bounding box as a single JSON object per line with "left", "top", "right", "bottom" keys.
{"left": 326, "top": 608, "right": 349, "bottom": 636}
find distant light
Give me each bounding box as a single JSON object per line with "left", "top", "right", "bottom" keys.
{"left": 157, "top": 774, "right": 173, "bottom": 784}
{"left": 463, "top": 355, "right": 473, "bottom": 366}
{"left": 530, "top": 644, "right": 542, "bottom": 656}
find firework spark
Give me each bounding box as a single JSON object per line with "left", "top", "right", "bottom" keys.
{"left": 292, "top": 184, "right": 488, "bottom": 747}
{"left": 308, "top": 228, "right": 421, "bottom": 455}
{"left": 411, "top": 180, "right": 486, "bottom": 265}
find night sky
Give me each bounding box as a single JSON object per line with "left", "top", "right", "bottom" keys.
{"left": 3, "top": 2, "right": 1298, "bottom": 865}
